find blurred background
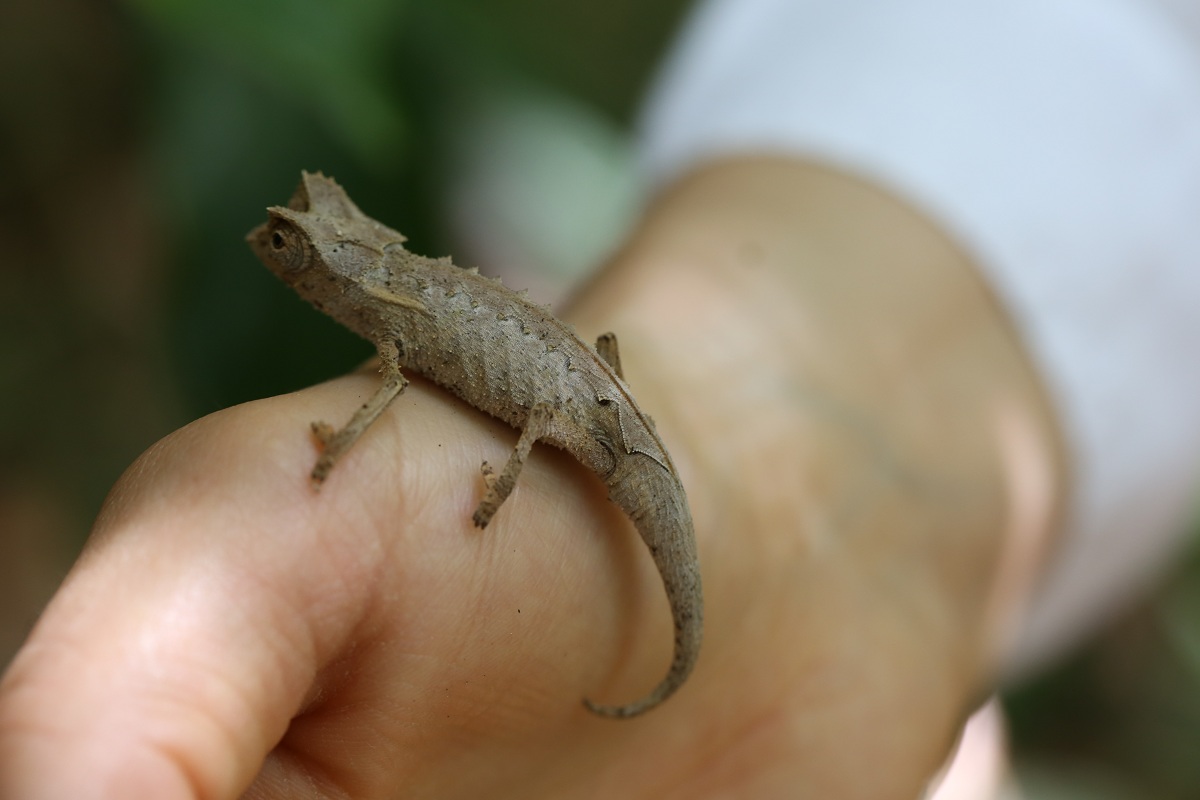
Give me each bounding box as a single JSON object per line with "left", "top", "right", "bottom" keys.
{"left": 1, "top": 1, "right": 1197, "bottom": 796}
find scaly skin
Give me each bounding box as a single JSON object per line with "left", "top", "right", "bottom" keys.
{"left": 246, "top": 171, "right": 702, "bottom": 718}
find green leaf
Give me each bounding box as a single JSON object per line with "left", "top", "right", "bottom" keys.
{"left": 127, "top": 0, "right": 407, "bottom": 164}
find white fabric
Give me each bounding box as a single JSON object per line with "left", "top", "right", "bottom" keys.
{"left": 639, "top": 0, "right": 1200, "bottom": 674}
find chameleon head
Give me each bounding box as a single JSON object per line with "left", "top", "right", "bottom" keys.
{"left": 246, "top": 171, "right": 409, "bottom": 288}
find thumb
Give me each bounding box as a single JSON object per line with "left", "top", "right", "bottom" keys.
{"left": 0, "top": 397, "right": 369, "bottom": 800}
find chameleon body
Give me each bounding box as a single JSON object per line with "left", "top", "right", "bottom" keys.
{"left": 247, "top": 172, "right": 702, "bottom": 718}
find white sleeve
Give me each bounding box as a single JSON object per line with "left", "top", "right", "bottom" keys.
{"left": 639, "top": 0, "right": 1200, "bottom": 674}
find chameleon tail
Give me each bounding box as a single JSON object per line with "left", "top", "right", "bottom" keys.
{"left": 585, "top": 465, "right": 703, "bottom": 718}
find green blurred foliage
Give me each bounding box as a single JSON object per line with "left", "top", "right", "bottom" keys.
{"left": 130, "top": 0, "right": 409, "bottom": 165}
{"left": 127, "top": 0, "right": 691, "bottom": 418}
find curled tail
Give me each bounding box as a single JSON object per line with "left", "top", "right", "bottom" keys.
{"left": 586, "top": 464, "right": 703, "bottom": 718}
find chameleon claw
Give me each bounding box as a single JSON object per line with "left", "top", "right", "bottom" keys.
{"left": 480, "top": 460, "right": 497, "bottom": 490}
{"left": 310, "top": 460, "right": 331, "bottom": 487}
{"left": 311, "top": 420, "right": 336, "bottom": 445}
{"left": 309, "top": 422, "right": 340, "bottom": 487}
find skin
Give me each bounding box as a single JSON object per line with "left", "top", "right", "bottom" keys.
{"left": 246, "top": 172, "right": 701, "bottom": 718}
{"left": 0, "top": 159, "right": 1065, "bottom": 799}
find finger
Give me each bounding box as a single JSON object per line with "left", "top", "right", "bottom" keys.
{"left": 0, "top": 387, "right": 389, "bottom": 800}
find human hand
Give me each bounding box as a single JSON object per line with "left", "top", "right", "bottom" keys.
{"left": 0, "top": 159, "right": 1063, "bottom": 799}
{"left": 1, "top": 367, "right": 717, "bottom": 798}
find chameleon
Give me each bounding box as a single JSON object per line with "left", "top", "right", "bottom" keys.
{"left": 246, "top": 171, "right": 702, "bottom": 718}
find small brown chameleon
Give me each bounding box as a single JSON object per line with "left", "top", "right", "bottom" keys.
{"left": 246, "top": 171, "right": 702, "bottom": 718}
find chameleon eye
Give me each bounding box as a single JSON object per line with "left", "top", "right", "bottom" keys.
{"left": 267, "top": 223, "right": 312, "bottom": 273}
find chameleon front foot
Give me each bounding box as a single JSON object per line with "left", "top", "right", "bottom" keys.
{"left": 306, "top": 348, "right": 410, "bottom": 488}
{"left": 310, "top": 420, "right": 346, "bottom": 485}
